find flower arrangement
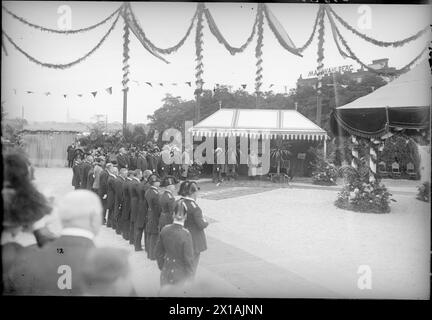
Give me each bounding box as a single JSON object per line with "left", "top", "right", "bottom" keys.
{"left": 335, "top": 164, "right": 395, "bottom": 213}
{"left": 312, "top": 159, "right": 338, "bottom": 186}
{"left": 416, "top": 181, "right": 430, "bottom": 202}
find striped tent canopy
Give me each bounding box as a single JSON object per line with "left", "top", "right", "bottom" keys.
{"left": 190, "top": 109, "right": 328, "bottom": 141}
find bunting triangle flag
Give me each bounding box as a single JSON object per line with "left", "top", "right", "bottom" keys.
{"left": 78, "top": 94, "right": 83, "bottom": 97}
{"left": 63, "top": 94, "right": 67, "bottom": 98}
{"left": 241, "top": 84, "right": 247, "bottom": 89}
{"left": 91, "top": 91, "right": 97, "bottom": 98}
{"left": 26, "top": 91, "right": 33, "bottom": 94}
{"left": 145, "top": 82, "right": 152, "bottom": 87}
{"left": 269, "top": 84, "right": 274, "bottom": 88}
{"left": 159, "top": 83, "right": 164, "bottom": 86}
{"left": 106, "top": 87, "right": 113, "bottom": 95}
{"left": 185, "top": 82, "right": 191, "bottom": 87}
{"left": 45, "top": 92, "right": 51, "bottom": 96}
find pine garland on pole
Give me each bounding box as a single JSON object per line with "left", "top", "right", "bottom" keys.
{"left": 351, "top": 135, "right": 359, "bottom": 170}
{"left": 122, "top": 9, "right": 130, "bottom": 136}
{"left": 194, "top": 3, "right": 205, "bottom": 123}
{"left": 315, "top": 6, "right": 325, "bottom": 126}
{"left": 255, "top": 3, "right": 264, "bottom": 108}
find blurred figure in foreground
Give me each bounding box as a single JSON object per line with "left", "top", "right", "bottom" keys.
{"left": 80, "top": 247, "right": 136, "bottom": 296}
{"left": 6, "top": 190, "right": 103, "bottom": 295}
{"left": 155, "top": 199, "right": 194, "bottom": 288}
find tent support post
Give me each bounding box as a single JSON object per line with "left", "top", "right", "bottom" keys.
{"left": 323, "top": 137, "right": 327, "bottom": 160}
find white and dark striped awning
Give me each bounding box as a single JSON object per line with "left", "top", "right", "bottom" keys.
{"left": 190, "top": 109, "right": 328, "bottom": 141}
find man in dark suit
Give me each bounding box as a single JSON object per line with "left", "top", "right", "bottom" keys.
{"left": 117, "top": 148, "right": 130, "bottom": 170}
{"left": 133, "top": 170, "right": 152, "bottom": 251}
{"left": 106, "top": 166, "right": 118, "bottom": 228}
{"left": 7, "top": 190, "right": 103, "bottom": 295}
{"left": 79, "top": 155, "right": 93, "bottom": 190}
{"left": 136, "top": 151, "right": 148, "bottom": 172}
{"left": 128, "top": 169, "right": 142, "bottom": 246}
{"left": 67, "top": 143, "right": 76, "bottom": 168}
{"left": 114, "top": 168, "right": 127, "bottom": 233}
{"left": 72, "top": 158, "right": 82, "bottom": 190}
{"left": 99, "top": 163, "right": 112, "bottom": 224}
{"left": 155, "top": 199, "right": 194, "bottom": 288}
{"left": 120, "top": 171, "right": 133, "bottom": 241}
{"left": 145, "top": 174, "right": 162, "bottom": 260}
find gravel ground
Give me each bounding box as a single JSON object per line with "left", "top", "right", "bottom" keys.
{"left": 33, "top": 167, "right": 430, "bottom": 299}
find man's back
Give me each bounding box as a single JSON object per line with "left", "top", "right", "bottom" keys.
{"left": 7, "top": 235, "right": 94, "bottom": 296}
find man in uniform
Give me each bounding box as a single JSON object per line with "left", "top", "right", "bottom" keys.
{"left": 145, "top": 174, "right": 162, "bottom": 260}
{"left": 106, "top": 166, "right": 118, "bottom": 228}
{"left": 158, "top": 176, "right": 177, "bottom": 231}
{"left": 134, "top": 170, "right": 152, "bottom": 252}
{"left": 129, "top": 169, "right": 142, "bottom": 247}
{"left": 72, "top": 157, "right": 82, "bottom": 190}
{"left": 114, "top": 168, "right": 127, "bottom": 234}
{"left": 119, "top": 171, "right": 133, "bottom": 241}
{"left": 117, "top": 148, "right": 130, "bottom": 170}
{"left": 155, "top": 199, "right": 194, "bottom": 288}
{"left": 99, "top": 162, "right": 112, "bottom": 224}
{"left": 79, "top": 155, "right": 93, "bottom": 190}
{"left": 136, "top": 150, "right": 148, "bottom": 172}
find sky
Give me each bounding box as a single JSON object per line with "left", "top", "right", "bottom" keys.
{"left": 1, "top": 1, "right": 430, "bottom": 124}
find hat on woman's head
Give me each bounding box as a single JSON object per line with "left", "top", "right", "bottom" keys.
{"left": 160, "top": 175, "right": 178, "bottom": 187}
{"left": 147, "top": 174, "right": 161, "bottom": 184}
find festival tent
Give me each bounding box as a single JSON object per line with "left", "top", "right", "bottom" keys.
{"left": 190, "top": 108, "right": 327, "bottom": 141}
{"left": 330, "top": 60, "right": 431, "bottom": 138}
{"left": 189, "top": 108, "right": 328, "bottom": 177}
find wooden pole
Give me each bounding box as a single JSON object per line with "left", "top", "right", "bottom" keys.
{"left": 122, "top": 11, "right": 130, "bottom": 137}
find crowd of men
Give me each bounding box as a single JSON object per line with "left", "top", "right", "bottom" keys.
{"left": 3, "top": 147, "right": 209, "bottom": 295}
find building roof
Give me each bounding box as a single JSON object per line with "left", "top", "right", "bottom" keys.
{"left": 190, "top": 108, "right": 327, "bottom": 141}
{"left": 21, "top": 122, "right": 89, "bottom": 133}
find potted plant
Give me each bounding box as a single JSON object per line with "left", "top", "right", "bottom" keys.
{"left": 269, "top": 138, "right": 291, "bottom": 182}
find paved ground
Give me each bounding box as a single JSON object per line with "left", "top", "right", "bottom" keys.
{"left": 34, "top": 168, "right": 430, "bottom": 299}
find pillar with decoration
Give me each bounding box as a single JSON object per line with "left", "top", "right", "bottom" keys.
{"left": 121, "top": 7, "right": 130, "bottom": 136}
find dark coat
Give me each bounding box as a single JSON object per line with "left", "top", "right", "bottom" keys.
{"left": 145, "top": 186, "right": 161, "bottom": 234}
{"left": 67, "top": 146, "right": 75, "bottom": 161}
{"left": 6, "top": 235, "right": 94, "bottom": 296}
{"left": 135, "top": 182, "right": 150, "bottom": 228}
{"left": 72, "top": 162, "right": 81, "bottom": 188}
{"left": 155, "top": 224, "right": 194, "bottom": 286}
{"left": 120, "top": 178, "right": 132, "bottom": 222}
{"left": 136, "top": 155, "right": 148, "bottom": 172}
{"left": 129, "top": 155, "right": 137, "bottom": 170}
{"left": 79, "top": 162, "right": 92, "bottom": 189}
{"left": 99, "top": 169, "right": 109, "bottom": 198}
{"left": 158, "top": 190, "right": 175, "bottom": 230}
{"left": 117, "top": 154, "right": 130, "bottom": 169}
{"left": 183, "top": 198, "right": 209, "bottom": 254}
{"left": 129, "top": 178, "right": 141, "bottom": 223}
{"left": 114, "top": 177, "right": 126, "bottom": 219}
{"left": 107, "top": 175, "right": 117, "bottom": 210}
{"left": 86, "top": 167, "right": 95, "bottom": 190}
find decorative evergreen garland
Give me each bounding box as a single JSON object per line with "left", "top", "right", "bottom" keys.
{"left": 327, "top": 5, "right": 430, "bottom": 48}
{"left": 298, "top": 6, "right": 323, "bottom": 53}
{"left": 333, "top": 21, "right": 429, "bottom": 76}
{"left": 316, "top": 6, "right": 325, "bottom": 96}
{"left": 2, "top": 4, "right": 123, "bottom": 35}
{"left": 194, "top": 3, "right": 205, "bottom": 96}
{"left": 255, "top": 4, "right": 264, "bottom": 95}
{"left": 263, "top": 4, "right": 302, "bottom": 57}
{"left": 2, "top": 12, "right": 121, "bottom": 69}
{"left": 127, "top": 3, "right": 198, "bottom": 55}
{"left": 204, "top": 5, "right": 258, "bottom": 55}
{"left": 122, "top": 18, "right": 130, "bottom": 92}
{"left": 324, "top": 6, "right": 349, "bottom": 58}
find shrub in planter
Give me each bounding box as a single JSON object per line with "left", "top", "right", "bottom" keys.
{"left": 416, "top": 181, "right": 430, "bottom": 202}
{"left": 312, "top": 160, "right": 338, "bottom": 186}
{"left": 335, "top": 165, "right": 396, "bottom": 213}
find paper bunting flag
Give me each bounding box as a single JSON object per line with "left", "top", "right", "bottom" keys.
{"left": 145, "top": 82, "right": 152, "bottom": 87}
{"left": 44, "top": 92, "right": 51, "bottom": 96}
{"left": 159, "top": 83, "right": 163, "bottom": 87}
{"left": 241, "top": 84, "right": 247, "bottom": 89}
{"left": 78, "top": 94, "right": 83, "bottom": 97}
{"left": 26, "top": 91, "right": 33, "bottom": 94}
{"left": 106, "top": 87, "right": 112, "bottom": 94}
{"left": 63, "top": 94, "right": 67, "bottom": 98}
{"left": 269, "top": 84, "right": 274, "bottom": 88}
{"left": 185, "top": 82, "right": 191, "bottom": 87}
{"left": 91, "top": 91, "right": 97, "bottom": 98}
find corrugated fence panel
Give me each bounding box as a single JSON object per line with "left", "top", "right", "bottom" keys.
{"left": 21, "top": 133, "right": 76, "bottom": 167}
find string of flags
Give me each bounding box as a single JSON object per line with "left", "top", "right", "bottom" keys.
{"left": 8, "top": 81, "right": 296, "bottom": 99}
